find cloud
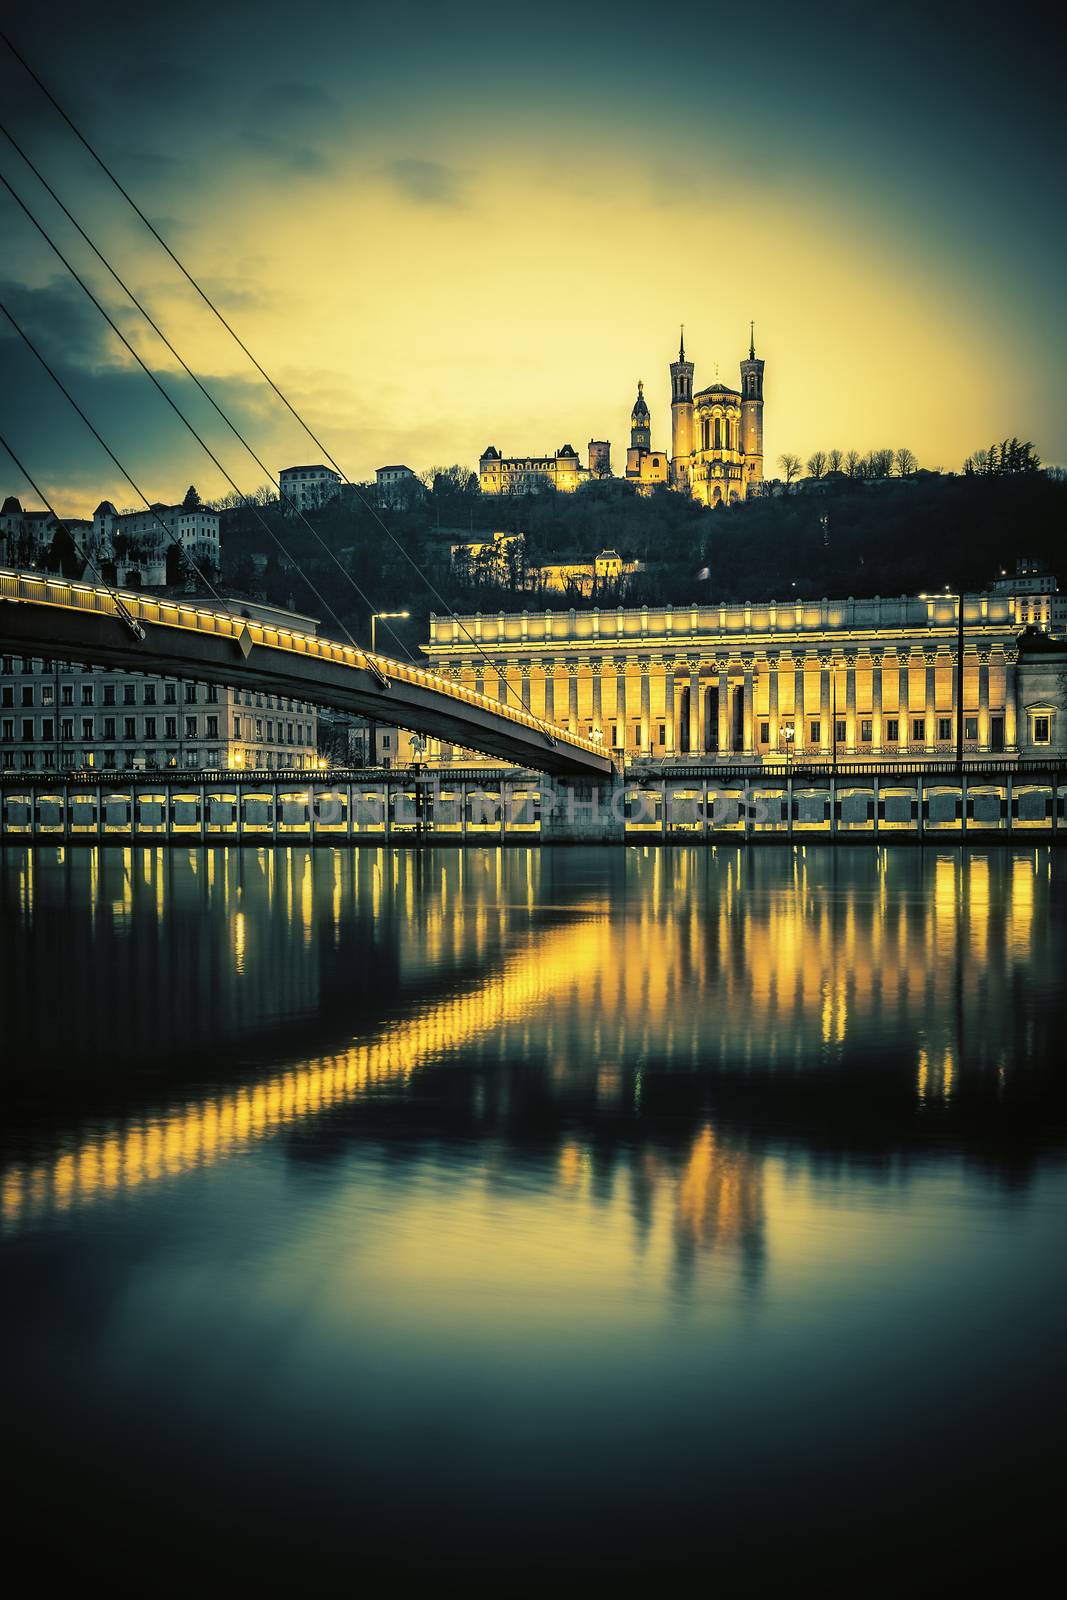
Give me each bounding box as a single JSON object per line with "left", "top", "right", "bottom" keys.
{"left": 0, "top": 277, "right": 114, "bottom": 369}
{"left": 382, "top": 159, "right": 463, "bottom": 207}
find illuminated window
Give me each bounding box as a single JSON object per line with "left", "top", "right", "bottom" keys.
{"left": 964, "top": 717, "right": 978, "bottom": 740}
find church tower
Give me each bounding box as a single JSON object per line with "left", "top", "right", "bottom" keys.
{"left": 630, "top": 381, "right": 651, "bottom": 452}
{"left": 670, "top": 325, "right": 695, "bottom": 489}
{"left": 739, "top": 322, "right": 765, "bottom": 484}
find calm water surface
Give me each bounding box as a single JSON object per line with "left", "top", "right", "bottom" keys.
{"left": 2, "top": 843, "right": 1065, "bottom": 1590}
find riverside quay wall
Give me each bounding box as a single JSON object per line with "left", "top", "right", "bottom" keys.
{"left": 1, "top": 761, "right": 1065, "bottom": 845}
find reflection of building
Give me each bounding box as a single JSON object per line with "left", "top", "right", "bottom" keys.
{"left": 424, "top": 587, "right": 1066, "bottom": 761}
{"left": 1, "top": 596, "right": 320, "bottom": 773}
{"left": 279, "top": 464, "right": 342, "bottom": 515}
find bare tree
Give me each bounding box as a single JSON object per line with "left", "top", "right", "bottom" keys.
{"left": 895, "top": 447, "right": 917, "bottom": 478}
{"left": 806, "top": 450, "right": 827, "bottom": 480}
{"left": 868, "top": 448, "right": 895, "bottom": 478}
{"left": 827, "top": 448, "right": 844, "bottom": 473}
{"left": 845, "top": 450, "right": 861, "bottom": 478}
{"left": 778, "top": 452, "right": 801, "bottom": 485}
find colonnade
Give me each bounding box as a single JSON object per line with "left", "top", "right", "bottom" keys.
{"left": 448, "top": 643, "right": 1019, "bottom": 760}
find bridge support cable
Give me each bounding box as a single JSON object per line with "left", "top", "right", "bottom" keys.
{"left": 0, "top": 28, "right": 557, "bottom": 745}
{"left": 0, "top": 431, "right": 145, "bottom": 640}
{"left": 0, "top": 118, "right": 415, "bottom": 665}
{"left": 0, "top": 164, "right": 390, "bottom": 662}
{"left": 0, "top": 298, "right": 228, "bottom": 609}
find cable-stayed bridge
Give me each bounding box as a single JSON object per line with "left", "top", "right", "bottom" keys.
{"left": 0, "top": 568, "right": 615, "bottom": 778}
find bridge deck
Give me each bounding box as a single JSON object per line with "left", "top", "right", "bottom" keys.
{"left": 0, "top": 568, "right": 614, "bottom": 777}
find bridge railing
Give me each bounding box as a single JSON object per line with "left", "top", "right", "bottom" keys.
{"left": 0, "top": 566, "right": 607, "bottom": 761}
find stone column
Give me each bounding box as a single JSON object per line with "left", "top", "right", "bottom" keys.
{"left": 615, "top": 661, "right": 628, "bottom": 751}
{"left": 978, "top": 649, "right": 990, "bottom": 750}
{"left": 924, "top": 651, "right": 937, "bottom": 752}
{"left": 742, "top": 657, "right": 755, "bottom": 756}
{"left": 820, "top": 655, "right": 831, "bottom": 755}
{"left": 688, "top": 661, "right": 700, "bottom": 755}
{"left": 543, "top": 660, "right": 555, "bottom": 724}
{"left": 768, "top": 654, "right": 779, "bottom": 752}
{"left": 640, "top": 663, "right": 651, "bottom": 753}
{"left": 871, "top": 653, "right": 883, "bottom": 753}
{"left": 567, "top": 662, "right": 579, "bottom": 734}
{"left": 899, "top": 653, "right": 910, "bottom": 748}
{"left": 845, "top": 654, "right": 857, "bottom": 753}
{"left": 718, "top": 662, "right": 730, "bottom": 757}
{"left": 1004, "top": 646, "right": 1018, "bottom": 750}
{"left": 664, "top": 661, "right": 676, "bottom": 755}
{"left": 793, "top": 656, "right": 806, "bottom": 754}
{"left": 519, "top": 663, "right": 531, "bottom": 712}
{"left": 590, "top": 661, "right": 603, "bottom": 741}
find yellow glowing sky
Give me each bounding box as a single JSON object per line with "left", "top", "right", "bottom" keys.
{"left": 1, "top": 2, "right": 1063, "bottom": 507}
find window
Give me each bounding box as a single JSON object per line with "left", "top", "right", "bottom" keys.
{"left": 835, "top": 719, "right": 846, "bottom": 744}
{"left": 185, "top": 683, "right": 196, "bottom": 703}
{"left": 1, "top": 719, "right": 11, "bottom": 740}
{"left": 1, "top": 687, "right": 11, "bottom": 708}
{"left": 21, "top": 685, "right": 33, "bottom": 706}
{"left": 233, "top": 716, "right": 241, "bottom": 739}
{"left": 103, "top": 685, "right": 116, "bottom": 705}
{"left": 206, "top": 715, "right": 218, "bottom": 738}
{"left": 42, "top": 718, "right": 54, "bottom": 740}
{"left": 124, "top": 718, "right": 136, "bottom": 739}
{"left": 42, "top": 684, "right": 54, "bottom": 705}
{"left": 82, "top": 685, "right": 93, "bottom": 705}
{"left": 657, "top": 723, "right": 666, "bottom": 746}
{"left": 144, "top": 717, "right": 156, "bottom": 739}
{"left": 103, "top": 718, "right": 116, "bottom": 740}
{"left": 964, "top": 716, "right": 978, "bottom": 741}
{"left": 912, "top": 718, "right": 926, "bottom": 742}
{"left": 165, "top": 717, "right": 177, "bottom": 739}
{"left": 82, "top": 718, "right": 93, "bottom": 739}
{"left": 185, "top": 717, "right": 197, "bottom": 739}
{"left": 164, "top": 684, "right": 176, "bottom": 704}
{"left": 206, "top": 685, "right": 219, "bottom": 704}
{"left": 860, "top": 719, "right": 872, "bottom": 742}
{"left": 886, "top": 718, "right": 899, "bottom": 742}
{"left": 144, "top": 684, "right": 156, "bottom": 706}
{"left": 21, "top": 718, "right": 33, "bottom": 740}
{"left": 611, "top": 722, "right": 621, "bottom": 748}
{"left": 61, "top": 685, "right": 73, "bottom": 705}
{"left": 61, "top": 719, "right": 73, "bottom": 741}
{"left": 759, "top": 720, "right": 769, "bottom": 744}
{"left": 810, "top": 719, "right": 821, "bottom": 743}
{"left": 104, "top": 750, "right": 116, "bottom": 769}
{"left": 1032, "top": 714, "right": 1051, "bottom": 744}
{"left": 255, "top": 719, "right": 263, "bottom": 739}
{"left": 938, "top": 717, "right": 952, "bottom": 741}
{"left": 124, "top": 684, "right": 136, "bottom": 704}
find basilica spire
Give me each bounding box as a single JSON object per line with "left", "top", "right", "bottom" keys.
{"left": 679, "top": 324, "right": 685, "bottom": 362}
{"left": 749, "top": 320, "right": 755, "bottom": 360}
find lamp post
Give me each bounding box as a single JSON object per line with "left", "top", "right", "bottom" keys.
{"left": 370, "top": 610, "right": 410, "bottom": 653}
{"left": 368, "top": 611, "right": 410, "bottom": 769}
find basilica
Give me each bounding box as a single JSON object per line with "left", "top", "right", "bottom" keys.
{"left": 479, "top": 327, "right": 765, "bottom": 504}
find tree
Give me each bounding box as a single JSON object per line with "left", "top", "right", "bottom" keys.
{"left": 845, "top": 450, "right": 862, "bottom": 479}
{"left": 778, "top": 452, "right": 801, "bottom": 485}
{"left": 827, "top": 448, "right": 844, "bottom": 473}
{"left": 181, "top": 484, "right": 201, "bottom": 511}
{"left": 895, "top": 447, "right": 917, "bottom": 478}
{"left": 868, "top": 448, "right": 895, "bottom": 478}
{"left": 806, "top": 450, "right": 827, "bottom": 480}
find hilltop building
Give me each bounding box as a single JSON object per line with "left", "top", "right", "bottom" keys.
{"left": 375, "top": 464, "right": 420, "bottom": 507}
{"left": 279, "top": 464, "right": 342, "bottom": 514}
{"left": 670, "top": 325, "right": 765, "bottom": 504}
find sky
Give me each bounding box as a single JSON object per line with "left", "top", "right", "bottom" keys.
{"left": 0, "top": 0, "right": 1063, "bottom": 513}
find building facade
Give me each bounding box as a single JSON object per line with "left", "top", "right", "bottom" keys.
{"left": 479, "top": 443, "right": 596, "bottom": 496}
{"left": 624, "top": 382, "right": 670, "bottom": 492}
{"left": 423, "top": 588, "right": 1065, "bottom": 764}
{"left": 279, "top": 465, "right": 342, "bottom": 514}
{"left": 375, "top": 464, "right": 420, "bottom": 506}
{"left": 2, "top": 491, "right": 219, "bottom": 587}
{"left": 670, "top": 326, "right": 764, "bottom": 504}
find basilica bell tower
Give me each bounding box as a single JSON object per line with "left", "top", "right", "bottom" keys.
{"left": 670, "top": 325, "right": 694, "bottom": 489}
{"left": 739, "top": 322, "right": 765, "bottom": 484}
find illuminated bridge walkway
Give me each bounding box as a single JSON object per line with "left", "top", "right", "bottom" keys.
{"left": 1, "top": 762, "right": 1064, "bottom": 842}
{"left": 0, "top": 568, "right": 613, "bottom": 778}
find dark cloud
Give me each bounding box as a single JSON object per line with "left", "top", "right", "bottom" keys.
{"left": 0, "top": 277, "right": 113, "bottom": 368}
{"left": 383, "top": 159, "right": 462, "bottom": 207}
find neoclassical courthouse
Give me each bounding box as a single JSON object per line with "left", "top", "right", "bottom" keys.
{"left": 422, "top": 585, "right": 1066, "bottom": 765}
{"left": 479, "top": 328, "right": 764, "bottom": 505}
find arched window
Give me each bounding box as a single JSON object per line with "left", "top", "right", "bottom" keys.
{"left": 714, "top": 417, "right": 722, "bottom": 450}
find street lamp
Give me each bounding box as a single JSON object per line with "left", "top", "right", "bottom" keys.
{"left": 370, "top": 610, "right": 410, "bottom": 653}
{"left": 781, "top": 718, "right": 795, "bottom": 769}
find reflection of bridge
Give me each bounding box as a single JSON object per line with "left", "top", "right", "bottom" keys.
{"left": 0, "top": 569, "right": 614, "bottom": 777}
